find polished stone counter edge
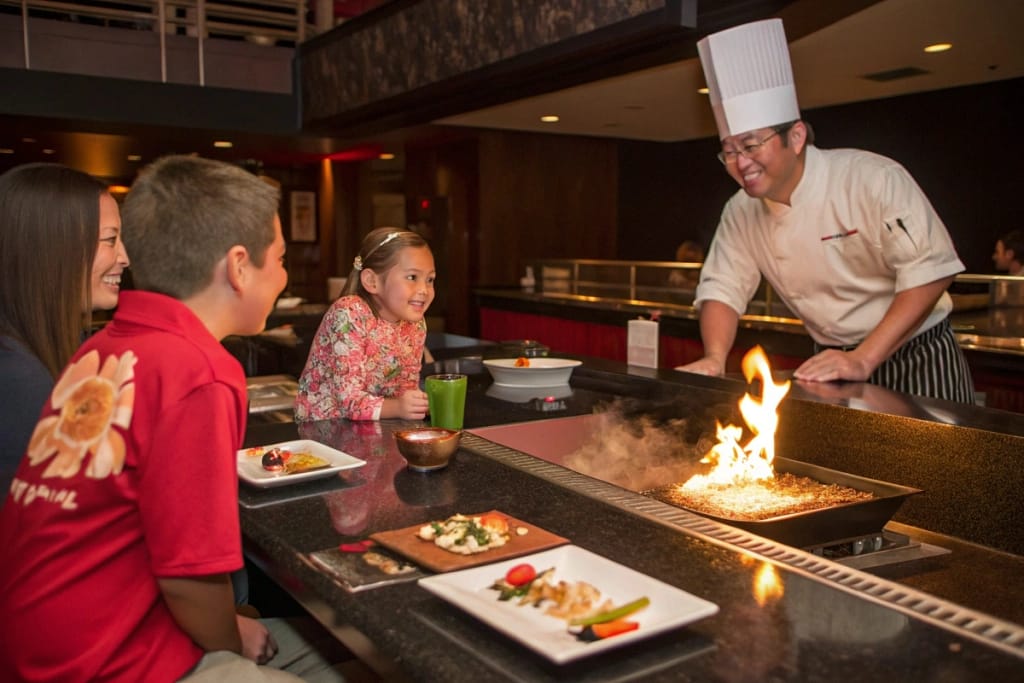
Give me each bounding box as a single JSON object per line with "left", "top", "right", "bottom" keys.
{"left": 460, "top": 432, "right": 1024, "bottom": 658}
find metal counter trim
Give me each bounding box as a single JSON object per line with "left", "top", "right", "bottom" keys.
{"left": 460, "top": 432, "right": 1024, "bottom": 660}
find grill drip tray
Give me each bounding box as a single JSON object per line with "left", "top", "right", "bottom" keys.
{"left": 643, "top": 457, "right": 922, "bottom": 550}
{"left": 811, "top": 529, "right": 950, "bottom": 570}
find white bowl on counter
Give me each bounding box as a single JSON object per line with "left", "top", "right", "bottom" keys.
{"left": 483, "top": 357, "right": 582, "bottom": 387}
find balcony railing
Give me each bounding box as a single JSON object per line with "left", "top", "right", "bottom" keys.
{"left": 0, "top": 0, "right": 313, "bottom": 85}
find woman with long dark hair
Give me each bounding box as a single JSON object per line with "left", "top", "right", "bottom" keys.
{"left": 0, "top": 163, "right": 129, "bottom": 493}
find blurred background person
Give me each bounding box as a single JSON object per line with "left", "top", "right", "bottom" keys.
{"left": 992, "top": 230, "right": 1024, "bottom": 275}
{"left": 668, "top": 240, "right": 705, "bottom": 288}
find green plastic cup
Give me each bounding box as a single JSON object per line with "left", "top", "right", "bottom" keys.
{"left": 425, "top": 374, "right": 467, "bottom": 431}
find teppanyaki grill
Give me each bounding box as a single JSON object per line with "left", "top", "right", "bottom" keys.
{"left": 643, "top": 456, "right": 922, "bottom": 549}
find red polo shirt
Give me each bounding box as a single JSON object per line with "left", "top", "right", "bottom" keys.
{"left": 0, "top": 291, "right": 247, "bottom": 682}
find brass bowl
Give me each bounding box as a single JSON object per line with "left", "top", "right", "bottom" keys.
{"left": 393, "top": 428, "right": 461, "bottom": 472}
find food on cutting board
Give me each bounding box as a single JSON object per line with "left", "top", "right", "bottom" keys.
{"left": 489, "top": 563, "right": 650, "bottom": 642}
{"left": 417, "top": 513, "right": 527, "bottom": 555}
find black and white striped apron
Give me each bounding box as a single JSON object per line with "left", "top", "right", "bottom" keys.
{"left": 814, "top": 318, "right": 975, "bottom": 404}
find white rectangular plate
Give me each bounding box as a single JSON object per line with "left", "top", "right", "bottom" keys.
{"left": 418, "top": 545, "right": 718, "bottom": 663}
{"left": 237, "top": 439, "right": 365, "bottom": 489}
{"left": 483, "top": 358, "right": 581, "bottom": 388}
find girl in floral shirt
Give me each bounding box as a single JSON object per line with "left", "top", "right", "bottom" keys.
{"left": 295, "top": 228, "right": 435, "bottom": 421}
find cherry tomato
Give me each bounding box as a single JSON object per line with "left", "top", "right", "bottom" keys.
{"left": 505, "top": 563, "right": 536, "bottom": 587}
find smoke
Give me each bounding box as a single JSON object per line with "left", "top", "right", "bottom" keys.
{"left": 563, "top": 398, "right": 738, "bottom": 492}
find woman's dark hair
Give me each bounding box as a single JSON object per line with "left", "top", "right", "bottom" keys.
{"left": 0, "top": 163, "right": 105, "bottom": 377}
{"left": 342, "top": 227, "right": 430, "bottom": 318}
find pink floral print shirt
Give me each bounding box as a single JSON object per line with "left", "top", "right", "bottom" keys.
{"left": 295, "top": 295, "right": 426, "bottom": 421}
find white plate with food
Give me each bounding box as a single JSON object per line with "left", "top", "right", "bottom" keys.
{"left": 418, "top": 545, "right": 718, "bottom": 663}
{"left": 237, "top": 439, "right": 365, "bottom": 489}
{"left": 483, "top": 358, "right": 582, "bottom": 388}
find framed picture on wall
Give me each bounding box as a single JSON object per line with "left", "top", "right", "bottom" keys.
{"left": 290, "top": 191, "right": 317, "bottom": 242}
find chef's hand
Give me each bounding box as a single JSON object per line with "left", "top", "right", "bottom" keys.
{"left": 236, "top": 614, "right": 278, "bottom": 664}
{"left": 793, "top": 349, "right": 872, "bottom": 383}
{"left": 675, "top": 357, "right": 724, "bottom": 377}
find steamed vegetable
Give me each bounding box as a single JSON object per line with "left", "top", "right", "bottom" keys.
{"left": 569, "top": 596, "right": 650, "bottom": 626}
{"left": 574, "top": 619, "right": 640, "bottom": 642}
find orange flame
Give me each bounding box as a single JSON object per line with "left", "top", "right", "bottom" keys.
{"left": 683, "top": 346, "right": 790, "bottom": 489}
{"left": 753, "top": 562, "right": 784, "bottom": 606}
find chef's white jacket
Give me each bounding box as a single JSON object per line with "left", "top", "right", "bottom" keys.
{"left": 696, "top": 145, "right": 964, "bottom": 347}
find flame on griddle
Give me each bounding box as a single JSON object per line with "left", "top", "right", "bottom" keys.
{"left": 682, "top": 346, "right": 790, "bottom": 490}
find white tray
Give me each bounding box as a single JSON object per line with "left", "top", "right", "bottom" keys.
{"left": 418, "top": 545, "right": 718, "bottom": 663}
{"left": 237, "top": 439, "right": 365, "bottom": 489}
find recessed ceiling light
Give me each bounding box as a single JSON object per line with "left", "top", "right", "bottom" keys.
{"left": 42, "top": 149, "right": 55, "bottom": 155}
{"left": 378, "top": 153, "right": 395, "bottom": 160}
{"left": 924, "top": 43, "right": 952, "bottom": 53}
{"left": 213, "top": 140, "right": 233, "bottom": 148}
{"left": 22, "top": 137, "right": 35, "bottom": 143}
{"left": 540, "top": 115, "right": 560, "bottom": 123}
{"left": 698, "top": 87, "right": 709, "bottom": 95}
{"left": 127, "top": 154, "right": 142, "bottom": 161}
{"left": 0, "top": 148, "right": 13, "bottom": 154}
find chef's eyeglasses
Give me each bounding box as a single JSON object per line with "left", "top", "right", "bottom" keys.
{"left": 717, "top": 130, "right": 782, "bottom": 165}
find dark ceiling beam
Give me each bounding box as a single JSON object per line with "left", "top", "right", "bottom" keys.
{"left": 0, "top": 67, "right": 298, "bottom": 135}
{"left": 298, "top": 0, "right": 888, "bottom": 140}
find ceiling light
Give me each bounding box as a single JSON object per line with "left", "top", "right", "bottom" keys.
{"left": 698, "top": 87, "right": 709, "bottom": 95}
{"left": 42, "top": 149, "right": 55, "bottom": 155}
{"left": 127, "top": 154, "right": 142, "bottom": 162}
{"left": 22, "top": 137, "right": 35, "bottom": 143}
{"left": 378, "top": 153, "right": 395, "bottom": 160}
{"left": 213, "top": 140, "right": 233, "bottom": 148}
{"left": 540, "top": 115, "right": 559, "bottom": 123}
{"left": 0, "top": 148, "right": 13, "bottom": 154}
{"left": 924, "top": 43, "right": 952, "bottom": 53}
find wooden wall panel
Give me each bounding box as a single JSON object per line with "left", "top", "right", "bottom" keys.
{"left": 478, "top": 131, "right": 618, "bottom": 288}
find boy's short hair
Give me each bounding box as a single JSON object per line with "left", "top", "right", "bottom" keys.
{"left": 121, "top": 155, "right": 280, "bottom": 299}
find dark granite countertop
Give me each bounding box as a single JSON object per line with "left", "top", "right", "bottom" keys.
{"left": 240, "top": 354, "right": 1024, "bottom": 681}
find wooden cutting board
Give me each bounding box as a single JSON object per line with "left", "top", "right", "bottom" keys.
{"left": 370, "top": 510, "right": 569, "bottom": 573}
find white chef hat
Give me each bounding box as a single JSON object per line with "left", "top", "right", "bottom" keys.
{"left": 697, "top": 18, "right": 800, "bottom": 140}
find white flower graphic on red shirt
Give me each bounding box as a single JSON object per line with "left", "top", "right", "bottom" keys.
{"left": 28, "top": 349, "right": 137, "bottom": 479}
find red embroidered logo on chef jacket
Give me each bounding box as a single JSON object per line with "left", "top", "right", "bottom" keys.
{"left": 820, "top": 229, "right": 858, "bottom": 242}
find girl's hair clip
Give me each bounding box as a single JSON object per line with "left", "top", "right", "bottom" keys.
{"left": 355, "top": 231, "right": 404, "bottom": 273}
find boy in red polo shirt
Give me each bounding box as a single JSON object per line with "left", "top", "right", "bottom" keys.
{"left": 0, "top": 156, "right": 341, "bottom": 682}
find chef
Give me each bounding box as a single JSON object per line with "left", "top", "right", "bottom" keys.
{"left": 676, "top": 18, "right": 974, "bottom": 404}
